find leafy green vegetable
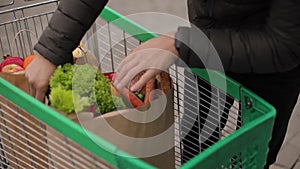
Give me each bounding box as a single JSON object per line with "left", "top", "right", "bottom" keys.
{"left": 72, "top": 64, "right": 98, "bottom": 97}
{"left": 134, "top": 92, "right": 145, "bottom": 102}
{"left": 49, "top": 88, "right": 90, "bottom": 114}
{"left": 49, "top": 63, "right": 73, "bottom": 90}
{"left": 94, "top": 78, "right": 115, "bottom": 113}
{"left": 49, "top": 63, "right": 125, "bottom": 115}
{"left": 73, "top": 95, "right": 90, "bottom": 113}
{"left": 112, "top": 96, "right": 126, "bottom": 110}
{"left": 49, "top": 88, "right": 72, "bottom": 114}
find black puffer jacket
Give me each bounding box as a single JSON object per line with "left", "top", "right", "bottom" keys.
{"left": 35, "top": 0, "right": 300, "bottom": 74}
{"left": 34, "top": 0, "right": 108, "bottom": 65}
{"left": 179, "top": 0, "right": 300, "bottom": 73}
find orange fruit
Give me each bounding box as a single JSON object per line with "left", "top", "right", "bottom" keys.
{"left": 23, "top": 54, "right": 38, "bottom": 69}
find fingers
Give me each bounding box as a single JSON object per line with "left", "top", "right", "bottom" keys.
{"left": 129, "top": 71, "right": 145, "bottom": 89}
{"left": 28, "top": 82, "right": 36, "bottom": 98}
{"left": 27, "top": 76, "right": 48, "bottom": 102}
{"left": 35, "top": 88, "right": 47, "bottom": 103}
{"left": 114, "top": 55, "right": 138, "bottom": 85}
{"left": 114, "top": 35, "right": 178, "bottom": 91}
{"left": 114, "top": 64, "right": 143, "bottom": 90}
{"left": 114, "top": 66, "right": 159, "bottom": 92}
{"left": 25, "top": 55, "right": 56, "bottom": 103}
{"left": 130, "top": 69, "right": 160, "bottom": 91}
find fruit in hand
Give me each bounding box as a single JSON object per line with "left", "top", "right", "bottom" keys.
{"left": 1, "top": 64, "right": 25, "bottom": 74}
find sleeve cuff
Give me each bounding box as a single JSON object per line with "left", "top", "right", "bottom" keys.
{"left": 34, "top": 42, "right": 73, "bottom": 66}
{"left": 175, "top": 27, "right": 191, "bottom": 64}
{"left": 175, "top": 26, "right": 210, "bottom": 68}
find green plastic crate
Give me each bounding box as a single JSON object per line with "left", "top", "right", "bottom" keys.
{"left": 0, "top": 1, "right": 276, "bottom": 168}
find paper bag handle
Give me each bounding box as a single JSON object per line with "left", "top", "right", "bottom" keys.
{"left": 11, "top": 29, "right": 38, "bottom": 58}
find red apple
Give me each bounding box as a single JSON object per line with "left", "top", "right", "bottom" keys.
{"left": 0, "top": 56, "right": 24, "bottom": 71}
{"left": 1, "top": 64, "right": 25, "bottom": 74}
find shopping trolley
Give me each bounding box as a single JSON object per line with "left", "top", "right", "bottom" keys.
{"left": 0, "top": 0, "right": 276, "bottom": 168}
{"left": 0, "top": 0, "right": 14, "bottom": 8}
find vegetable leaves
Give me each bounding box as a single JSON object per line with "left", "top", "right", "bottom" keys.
{"left": 49, "top": 64, "right": 125, "bottom": 114}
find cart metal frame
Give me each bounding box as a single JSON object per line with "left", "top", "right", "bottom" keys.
{"left": 0, "top": 1, "right": 276, "bottom": 168}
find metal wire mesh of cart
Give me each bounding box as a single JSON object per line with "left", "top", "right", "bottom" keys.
{"left": 0, "top": 1, "right": 116, "bottom": 169}
{"left": 0, "top": 96, "right": 115, "bottom": 169}
{"left": 82, "top": 9, "right": 243, "bottom": 169}
{"left": 0, "top": 0, "right": 14, "bottom": 8}
{"left": 0, "top": 0, "right": 59, "bottom": 60}
{"left": 0, "top": 1, "right": 276, "bottom": 169}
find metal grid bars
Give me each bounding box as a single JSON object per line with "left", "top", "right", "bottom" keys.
{"left": 81, "top": 18, "right": 141, "bottom": 74}
{"left": 0, "top": 96, "right": 112, "bottom": 169}
{"left": 0, "top": 1, "right": 244, "bottom": 168}
{"left": 171, "top": 70, "right": 241, "bottom": 167}
{"left": 0, "top": 0, "right": 14, "bottom": 8}
{"left": 0, "top": 0, "right": 58, "bottom": 61}
{"left": 82, "top": 19, "right": 242, "bottom": 168}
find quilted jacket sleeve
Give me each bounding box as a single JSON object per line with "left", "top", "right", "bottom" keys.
{"left": 178, "top": 0, "right": 300, "bottom": 73}
{"left": 34, "top": 0, "right": 108, "bottom": 66}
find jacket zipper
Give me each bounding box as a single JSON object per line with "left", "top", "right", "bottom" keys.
{"left": 207, "top": 0, "right": 215, "bottom": 18}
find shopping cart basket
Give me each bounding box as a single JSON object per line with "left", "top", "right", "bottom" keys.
{"left": 0, "top": 0, "right": 276, "bottom": 168}
{"left": 0, "top": 0, "right": 14, "bottom": 8}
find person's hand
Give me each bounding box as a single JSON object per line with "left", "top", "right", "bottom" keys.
{"left": 25, "top": 55, "right": 57, "bottom": 102}
{"left": 113, "top": 33, "right": 179, "bottom": 91}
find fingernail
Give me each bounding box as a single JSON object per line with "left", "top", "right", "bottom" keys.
{"left": 130, "top": 85, "right": 137, "bottom": 91}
